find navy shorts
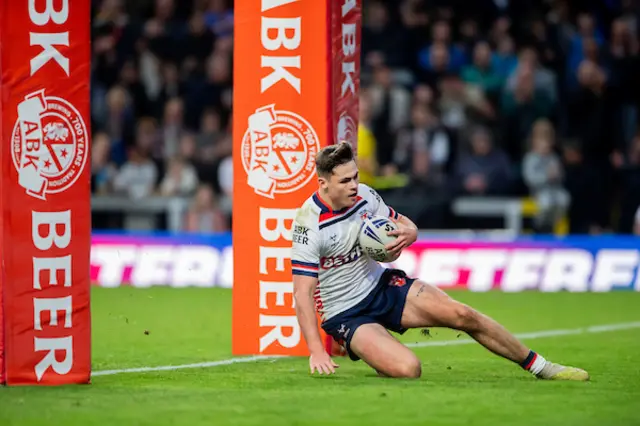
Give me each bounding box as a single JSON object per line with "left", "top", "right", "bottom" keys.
{"left": 321, "top": 268, "right": 416, "bottom": 361}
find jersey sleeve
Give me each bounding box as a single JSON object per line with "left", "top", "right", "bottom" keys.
{"left": 291, "top": 210, "right": 320, "bottom": 279}
{"left": 361, "top": 184, "right": 399, "bottom": 220}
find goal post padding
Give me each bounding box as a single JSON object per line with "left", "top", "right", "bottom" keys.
{"left": 0, "top": 0, "right": 92, "bottom": 385}
{"left": 231, "top": 0, "right": 362, "bottom": 356}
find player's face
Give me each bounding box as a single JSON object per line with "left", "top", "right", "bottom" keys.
{"left": 327, "top": 160, "right": 359, "bottom": 209}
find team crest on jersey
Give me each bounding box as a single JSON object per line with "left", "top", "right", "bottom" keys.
{"left": 241, "top": 104, "right": 320, "bottom": 199}
{"left": 389, "top": 275, "right": 407, "bottom": 287}
{"left": 11, "top": 89, "right": 88, "bottom": 200}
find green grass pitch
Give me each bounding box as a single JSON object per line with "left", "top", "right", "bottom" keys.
{"left": 1, "top": 287, "right": 639, "bottom": 426}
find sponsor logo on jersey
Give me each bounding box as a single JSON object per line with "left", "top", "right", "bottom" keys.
{"left": 320, "top": 243, "right": 363, "bottom": 269}
{"left": 293, "top": 225, "right": 310, "bottom": 245}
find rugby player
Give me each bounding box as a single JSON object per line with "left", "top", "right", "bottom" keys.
{"left": 292, "top": 141, "right": 589, "bottom": 380}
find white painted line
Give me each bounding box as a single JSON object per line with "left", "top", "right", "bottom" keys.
{"left": 92, "top": 355, "right": 283, "bottom": 377}
{"left": 92, "top": 321, "right": 640, "bottom": 377}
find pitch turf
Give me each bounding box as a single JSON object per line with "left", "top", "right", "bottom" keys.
{"left": 1, "top": 288, "right": 640, "bottom": 426}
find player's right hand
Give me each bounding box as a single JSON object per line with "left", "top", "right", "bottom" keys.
{"left": 309, "top": 351, "right": 339, "bottom": 375}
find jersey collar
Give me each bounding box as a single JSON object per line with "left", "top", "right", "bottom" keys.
{"left": 313, "top": 191, "right": 363, "bottom": 216}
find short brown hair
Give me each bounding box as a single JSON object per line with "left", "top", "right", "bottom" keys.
{"left": 315, "top": 141, "right": 355, "bottom": 177}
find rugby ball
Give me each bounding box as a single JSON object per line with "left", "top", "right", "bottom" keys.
{"left": 358, "top": 215, "right": 398, "bottom": 262}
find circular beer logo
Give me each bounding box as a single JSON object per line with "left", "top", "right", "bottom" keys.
{"left": 241, "top": 105, "right": 320, "bottom": 198}
{"left": 11, "top": 90, "right": 88, "bottom": 199}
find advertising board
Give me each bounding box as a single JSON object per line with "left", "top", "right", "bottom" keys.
{"left": 91, "top": 233, "right": 640, "bottom": 292}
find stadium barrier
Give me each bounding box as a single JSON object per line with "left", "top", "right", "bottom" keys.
{"left": 91, "top": 232, "right": 640, "bottom": 292}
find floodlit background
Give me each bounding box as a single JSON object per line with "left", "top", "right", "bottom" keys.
{"left": 89, "top": 0, "right": 640, "bottom": 291}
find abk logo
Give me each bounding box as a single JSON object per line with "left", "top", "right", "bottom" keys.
{"left": 241, "top": 104, "right": 320, "bottom": 198}
{"left": 11, "top": 89, "right": 89, "bottom": 200}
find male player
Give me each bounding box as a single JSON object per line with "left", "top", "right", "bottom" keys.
{"left": 292, "top": 141, "right": 589, "bottom": 380}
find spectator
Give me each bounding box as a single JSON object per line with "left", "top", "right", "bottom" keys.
{"left": 394, "top": 104, "right": 454, "bottom": 189}
{"left": 160, "top": 97, "right": 186, "bottom": 159}
{"left": 91, "top": 132, "right": 117, "bottom": 195}
{"left": 418, "top": 20, "right": 466, "bottom": 75}
{"left": 438, "top": 73, "right": 495, "bottom": 133}
{"left": 356, "top": 91, "right": 378, "bottom": 187}
{"left": 522, "top": 119, "right": 570, "bottom": 233}
{"left": 368, "top": 65, "right": 412, "bottom": 152}
{"left": 527, "top": 17, "right": 562, "bottom": 73}
{"left": 184, "top": 184, "right": 228, "bottom": 233}
{"left": 154, "top": 62, "right": 185, "bottom": 118}
{"left": 412, "top": 84, "right": 435, "bottom": 108}
{"left": 492, "top": 35, "right": 518, "bottom": 80}
{"left": 196, "top": 109, "right": 225, "bottom": 154}
{"left": 98, "top": 85, "right": 135, "bottom": 165}
{"left": 182, "top": 11, "right": 215, "bottom": 65}
{"left": 562, "top": 140, "right": 605, "bottom": 234}
{"left": 197, "top": 108, "right": 230, "bottom": 165}
{"left": 113, "top": 146, "right": 159, "bottom": 200}
{"left": 159, "top": 156, "right": 199, "bottom": 197}
{"left": 458, "top": 17, "right": 481, "bottom": 54}
{"left": 419, "top": 41, "right": 452, "bottom": 88}
{"left": 608, "top": 18, "right": 640, "bottom": 153}
{"left": 453, "top": 126, "right": 513, "bottom": 196}
{"left": 461, "top": 41, "right": 504, "bottom": 100}
{"left": 119, "top": 59, "right": 151, "bottom": 119}
{"left": 204, "top": 0, "right": 234, "bottom": 39}
{"left": 506, "top": 47, "right": 557, "bottom": 104}
{"left": 217, "top": 155, "right": 233, "bottom": 215}
{"left": 134, "top": 117, "right": 161, "bottom": 161}
{"left": 613, "top": 132, "right": 640, "bottom": 233}
{"left": 567, "top": 12, "right": 605, "bottom": 83}
{"left": 501, "top": 64, "right": 555, "bottom": 161}
{"left": 566, "top": 59, "right": 611, "bottom": 163}
{"left": 361, "top": 1, "right": 411, "bottom": 69}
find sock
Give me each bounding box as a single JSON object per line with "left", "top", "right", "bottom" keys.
{"left": 520, "top": 350, "right": 547, "bottom": 375}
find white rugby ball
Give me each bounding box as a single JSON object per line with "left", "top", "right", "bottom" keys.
{"left": 358, "top": 215, "right": 398, "bottom": 262}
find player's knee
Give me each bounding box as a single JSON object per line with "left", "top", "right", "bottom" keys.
{"left": 451, "top": 303, "right": 482, "bottom": 332}
{"left": 393, "top": 357, "right": 422, "bottom": 379}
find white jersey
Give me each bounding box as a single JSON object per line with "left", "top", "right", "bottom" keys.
{"left": 291, "top": 183, "right": 400, "bottom": 322}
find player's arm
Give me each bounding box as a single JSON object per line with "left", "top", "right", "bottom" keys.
{"left": 385, "top": 212, "right": 418, "bottom": 258}
{"left": 291, "top": 217, "right": 338, "bottom": 374}
{"left": 292, "top": 275, "right": 324, "bottom": 352}
{"left": 394, "top": 212, "right": 418, "bottom": 232}
{"left": 363, "top": 185, "right": 418, "bottom": 255}
{"left": 293, "top": 273, "right": 339, "bottom": 376}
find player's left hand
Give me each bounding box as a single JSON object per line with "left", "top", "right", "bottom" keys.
{"left": 385, "top": 223, "right": 417, "bottom": 257}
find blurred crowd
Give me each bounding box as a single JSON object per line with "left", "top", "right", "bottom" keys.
{"left": 90, "top": 0, "right": 640, "bottom": 234}
{"left": 91, "top": 0, "right": 234, "bottom": 232}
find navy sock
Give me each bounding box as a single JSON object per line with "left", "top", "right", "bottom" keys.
{"left": 520, "top": 350, "right": 537, "bottom": 370}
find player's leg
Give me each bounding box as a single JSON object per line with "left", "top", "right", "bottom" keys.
{"left": 401, "top": 281, "right": 528, "bottom": 362}
{"left": 401, "top": 280, "right": 589, "bottom": 381}
{"left": 348, "top": 322, "right": 421, "bottom": 379}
